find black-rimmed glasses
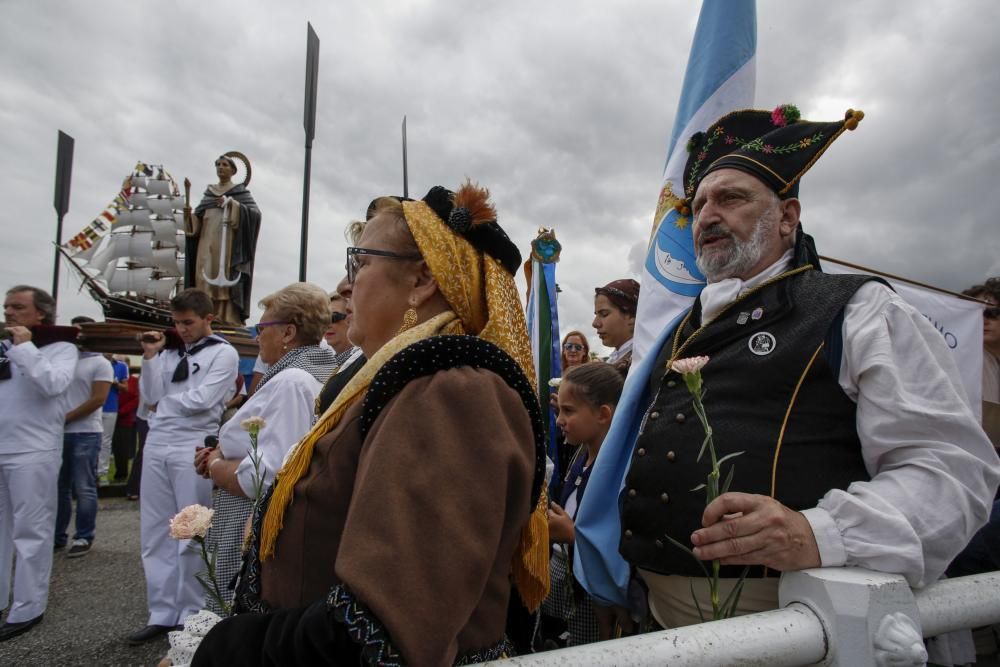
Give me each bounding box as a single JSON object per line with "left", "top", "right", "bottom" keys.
{"left": 331, "top": 311, "right": 348, "bottom": 323}
{"left": 346, "top": 247, "right": 422, "bottom": 284}
{"left": 563, "top": 342, "right": 585, "bottom": 352}
{"left": 985, "top": 306, "right": 1000, "bottom": 320}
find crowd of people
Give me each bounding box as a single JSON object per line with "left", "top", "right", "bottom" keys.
{"left": 0, "top": 105, "right": 999, "bottom": 666}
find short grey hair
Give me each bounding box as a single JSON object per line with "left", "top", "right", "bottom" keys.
{"left": 7, "top": 285, "right": 56, "bottom": 325}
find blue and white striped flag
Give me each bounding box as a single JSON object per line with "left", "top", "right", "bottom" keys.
{"left": 633, "top": 0, "right": 757, "bottom": 364}
{"left": 573, "top": 0, "right": 757, "bottom": 607}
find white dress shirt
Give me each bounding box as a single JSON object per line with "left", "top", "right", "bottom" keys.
{"left": 140, "top": 336, "right": 240, "bottom": 448}
{"left": 700, "top": 251, "right": 1000, "bottom": 587}
{"left": 0, "top": 340, "right": 77, "bottom": 454}
{"left": 218, "top": 368, "right": 322, "bottom": 497}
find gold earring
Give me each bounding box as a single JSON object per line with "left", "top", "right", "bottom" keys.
{"left": 397, "top": 308, "right": 418, "bottom": 334}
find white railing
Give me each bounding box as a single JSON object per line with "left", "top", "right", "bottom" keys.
{"left": 483, "top": 568, "right": 1000, "bottom": 667}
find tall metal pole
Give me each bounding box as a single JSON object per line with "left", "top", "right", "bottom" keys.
{"left": 402, "top": 116, "right": 408, "bottom": 199}
{"left": 53, "top": 130, "right": 74, "bottom": 309}
{"left": 300, "top": 22, "right": 320, "bottom": 282}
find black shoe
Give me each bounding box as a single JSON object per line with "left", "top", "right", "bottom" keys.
{"left": 0, "top": 614, "right": 43, "bottom": 642}
{"left": 66, "top": 539, "right": 92, "bottom": 558}
{"left": 126, "top": 624, "right": 180, "bottom": 646}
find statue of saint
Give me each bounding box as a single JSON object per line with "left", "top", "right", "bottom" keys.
{"left": 184, "top": 153, "right": 261, "bottom": 326}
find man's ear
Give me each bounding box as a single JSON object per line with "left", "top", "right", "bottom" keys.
{"left": 779, "top": 198, "right": 801, "bottom": 237}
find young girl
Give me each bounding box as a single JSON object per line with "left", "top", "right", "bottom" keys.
{"left": 540, "top": 362, "right": 624, "bottom": 648}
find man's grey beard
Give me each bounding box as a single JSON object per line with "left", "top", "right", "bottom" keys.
{"left": 695, "top": 209, "right": 779, "bottom": 283}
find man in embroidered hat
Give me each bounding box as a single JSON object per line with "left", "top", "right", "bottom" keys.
{"left": 574, "top": 106, "right": 1000, "bottom": 628}
{"left": 193, "top": 182, "right": 549, "bottom": 666}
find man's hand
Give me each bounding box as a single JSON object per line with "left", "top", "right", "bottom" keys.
{"left": 593, "top": 603, "right": 634, "bottom": 640}
{"left": 140, "top": 331, "right": 166, "bottom": 359}
{"left": 547, "top": 502, "right": 575, "bottom": 544}
{"left": 690, "top": 492, "right": 821, "bottom": 571}
{"left": 8, "top": 326, "right": 31, "bottom": 345}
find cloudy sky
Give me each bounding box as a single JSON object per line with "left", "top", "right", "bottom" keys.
{"left": 2, "top": 0, "right": 998, "bottom": 354}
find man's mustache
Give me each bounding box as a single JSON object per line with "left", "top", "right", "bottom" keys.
{"left": 695, "top": 223, "right": 733, "bottom": 251}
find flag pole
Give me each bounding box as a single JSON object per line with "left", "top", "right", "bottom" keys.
{"left": 402, "top": 116, "right": 409, "bottom": 198}
{"left": 53, "top": 130, "right": 75, "bottom": 312}
{"left": 819, "top": 255, "right": 983, "bottom": 302}
{"left": 299, "top": 22, "right": 320, "bottom": 282}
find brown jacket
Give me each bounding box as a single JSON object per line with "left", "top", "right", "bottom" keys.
{"left": 261, "top": 366, "right": 535, "bottom": 666}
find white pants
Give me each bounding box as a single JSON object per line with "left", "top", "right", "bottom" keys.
{"left": 98, "top": 411, "right": 117, "bottom": 478}
{"left": 0, "top": 451, "right": 59, "bottom": 623}
{"left": 140, "top": 445, "right": 212, "bottom": 626}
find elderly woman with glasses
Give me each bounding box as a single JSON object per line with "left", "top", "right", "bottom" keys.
{"left": 192, "top": 183, "right": 547, "bottom": 666}
{"left": 192, "top": 283, "right": 338, "bottom": 614}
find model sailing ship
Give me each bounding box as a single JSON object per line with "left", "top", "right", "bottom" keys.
{"left": 61, "top": 162, "right": 186, "bottom": 326}
{"left": 60, "top": 154, "right": 260, "bottom": 357}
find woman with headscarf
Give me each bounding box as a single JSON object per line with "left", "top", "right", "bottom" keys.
{"left": 592, "top": 279, "right": 640, "bottom": 374}
{"left": 192, "top": 283, "right": 338, "bottom": 613}
{"left": 192, "top": 183, "right": 548, "bottom": 666}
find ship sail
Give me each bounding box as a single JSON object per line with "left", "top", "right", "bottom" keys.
{"left": 61, "top": 162, "right": 189, "bottom": 320}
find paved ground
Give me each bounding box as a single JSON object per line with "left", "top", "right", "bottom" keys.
{"left": 0, "top": 497, "right": 168, "bottom": 666}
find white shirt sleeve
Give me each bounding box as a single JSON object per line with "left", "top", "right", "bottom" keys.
{"left": 227, "top": 370, "right": 321, "bottom": 497}
{"left": 140, "top": 352, "right": 169, "bottom": 406}
{"left": 6, "top": 341, "right": 77, "bottom": 397}
{"left": 803, "top": 281, "right": 1000, "bottom": 587}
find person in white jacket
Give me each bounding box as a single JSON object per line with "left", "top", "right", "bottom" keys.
{"left": 127, "top": 289, "right": 238, "bottom": 646}
{"left": 0, "top": 286, "right": 77, "bottom": 641}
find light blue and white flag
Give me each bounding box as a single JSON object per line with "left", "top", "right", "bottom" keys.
{"left": 633, "top": 0, "right": 757, "bottom": 365}
{"left": 574, "top": 0, "right": 757, "bottom": 607}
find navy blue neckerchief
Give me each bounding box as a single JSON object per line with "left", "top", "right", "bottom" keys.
{"left": 171, "top": 335, "right": 225, "bottom": 383}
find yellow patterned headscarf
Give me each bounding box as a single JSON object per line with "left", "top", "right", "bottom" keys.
{"left": 401, "top": 198, "right": 536, "bottom": 386}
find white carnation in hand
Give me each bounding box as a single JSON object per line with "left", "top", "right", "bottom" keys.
{"left": 240, "top": 416, "right": 267, "bottom": 432}
{"left": 169, "top": 505, "right": 214, "bottom": 540}
{"left": 670, "top": 355, "right": 710, "bottom": 375}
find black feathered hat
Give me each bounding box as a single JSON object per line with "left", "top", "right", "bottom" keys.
{"left": 420, "top": 185, "right": 522, "bottom": 275}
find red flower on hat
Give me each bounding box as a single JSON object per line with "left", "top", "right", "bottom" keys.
{"left": 771, "top": 104, "right": 801, "bottom": 127}
{"left": 724, "top": 135, "right": 735, "bottom": 145}
{"left": 762, "top": 144, "right": 774, "bottom": 154}
{"left": 698, "top": 151, "right": 708, "bottom": 161}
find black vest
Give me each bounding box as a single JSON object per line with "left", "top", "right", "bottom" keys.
{"left": 620, "top": 269, "right": 880, "bottom": 578}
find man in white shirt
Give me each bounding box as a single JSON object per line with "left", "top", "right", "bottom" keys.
{"left": 574, "top": 106, "right": 1000, "bottom": 627}
{"left": 0, "top": 286, "right": 78, "bottom": 641}
{"left": 127, "top": 289, "right": 239, "bottom": 645}
{"left": 54, "top": 316, "right": 114, "bottom": 559}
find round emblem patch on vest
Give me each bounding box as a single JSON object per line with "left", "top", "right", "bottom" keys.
{"left": 748, "top": 331, "right": 776, "bottom": 356}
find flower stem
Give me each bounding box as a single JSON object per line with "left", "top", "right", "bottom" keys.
{"left": 199, "top": 537, "right": 229, "bottom": 616}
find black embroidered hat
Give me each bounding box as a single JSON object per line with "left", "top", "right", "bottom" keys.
{"left": 681, "top": 104, "right": 864, "bottom": 205}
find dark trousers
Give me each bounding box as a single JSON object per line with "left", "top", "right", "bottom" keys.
{"left": 125, "top": 418, "right": 148, "bottom": 497}
{"left": 112, "top": 420, "right": 136, "bottom": 481}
